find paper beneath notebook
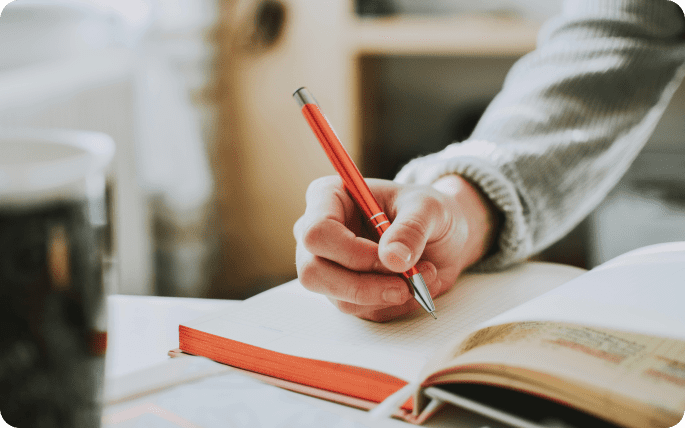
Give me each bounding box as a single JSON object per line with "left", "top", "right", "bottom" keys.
{"left": 479, "top": 242, "right": 685, "bottom": 340}
{"left": 183, "top": 263, "right": 584, "bottom": 383}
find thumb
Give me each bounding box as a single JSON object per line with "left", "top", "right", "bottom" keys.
{"left": 378, "top": 195, "right": 441, "bottom": 272}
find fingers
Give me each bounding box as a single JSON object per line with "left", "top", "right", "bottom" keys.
{"left": 330, "top": 262, "right": 441, "bottom": 322}
{"left": 378, "top": 192, "right": 446, "bottom": 273}
{"left": 297, "top": 246, "right": 418, "bottom": 306}
{"left": 302, "top": 176, "right": 354, "bottom": 225}
{"left": 299, "top": 218, "right": 382, "bottom": 272}
{"left": 294, "top": 176, "right": 454, "bottom": 322}
{"left": 297, "top": 232, "right": 438, "bottom": 301}
{"left": 332, "top": 298, "right": 418, "bottom": 322}
{"left": 294, "top": 176, "right": 390, "bottom": 273}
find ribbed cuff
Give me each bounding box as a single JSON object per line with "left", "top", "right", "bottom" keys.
{"left": 394, "top": 140, "right": 531, "bottom": 271}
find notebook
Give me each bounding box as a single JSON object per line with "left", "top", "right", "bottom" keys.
{"left": 177, "top": 242, "right": 685, "bottom": 428}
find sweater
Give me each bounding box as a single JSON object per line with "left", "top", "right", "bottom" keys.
{"left": 394, "top": 0, "right": 685, "bottom": 270}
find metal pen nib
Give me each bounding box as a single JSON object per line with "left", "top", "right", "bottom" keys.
{"left": 407, "top": 273, "right": 437, "bottom": 319}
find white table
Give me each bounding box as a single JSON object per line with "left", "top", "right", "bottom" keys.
{"left": 103, "top": 295, "right": 503, "bottom": 428}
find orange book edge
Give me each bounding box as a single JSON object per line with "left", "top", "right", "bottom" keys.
{"left": 179, "top": 325, "right": 414, "bottom": 412}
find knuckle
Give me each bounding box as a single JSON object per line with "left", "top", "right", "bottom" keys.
{"left": 344, "top": 251, "right": 363, "bottom": 271}
{"left": 397, "top": 217, "right": 428, "bottom": 243}
{"left": 297, "top": 258, "right": 319, "bottom": 288}
{"left": 301, "top": 220, "right": 326, "bottom": 252}
{"left": 293, "top": 216, "right": 305, "bottom": 239}
{"left": 307, "top": 176, "right": 340, "bottom": 198}
{"left": 346, "top": 272, "right": 379, "bottom": 305}
{"left": 351, "top": 281, "right": 365, "bottom": 305}
{"left": 422, "top": 193, "right": 443, "bottom": 213}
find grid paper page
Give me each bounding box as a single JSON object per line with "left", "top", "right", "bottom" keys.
{"left": 184, "top": 263, "right": 584, "bottom": 382}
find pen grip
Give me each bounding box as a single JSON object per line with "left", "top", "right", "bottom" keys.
{"left": 368, "top": 212, "right": 390, "bottom": 238}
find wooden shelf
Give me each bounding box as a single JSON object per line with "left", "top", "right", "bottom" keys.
{"left": 213, "top": 0, "right": 541, "bottom": 297}
{"left": 350, "top": 15, "right": 539, "bottom": 56}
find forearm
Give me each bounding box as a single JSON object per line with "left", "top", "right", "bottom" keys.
{"left": 396, "top": 0, "right": 685, "bottom": 269}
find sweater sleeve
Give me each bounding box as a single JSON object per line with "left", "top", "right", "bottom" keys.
{"left": 394, "top": 0, "right": 685, "bottom": 270}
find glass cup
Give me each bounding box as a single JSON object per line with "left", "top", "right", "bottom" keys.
{"left": 0, "top": 128, "right": 114, "bottom": 427}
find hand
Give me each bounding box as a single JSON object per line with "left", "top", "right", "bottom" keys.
{"left": 293, "top": 175, "right": 498, "bottom": 322}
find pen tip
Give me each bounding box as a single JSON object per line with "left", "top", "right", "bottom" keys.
{"left": 430, "top": 312, "right": 437, "bottom": 320}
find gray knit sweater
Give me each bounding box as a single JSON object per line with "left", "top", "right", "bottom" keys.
{"left": 395, "top": 0, "right": 685, "bottom": 270}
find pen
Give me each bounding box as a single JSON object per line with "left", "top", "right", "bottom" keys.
{"left": 293, "top": 87, "right": 437, "bottom": 319}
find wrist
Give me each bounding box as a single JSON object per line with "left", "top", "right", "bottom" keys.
{"left": 431, "top": 174, "right": 500, "bottom": 268}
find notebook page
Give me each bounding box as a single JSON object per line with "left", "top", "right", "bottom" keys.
{"left": 479, "top": 242, "right": 685, "bottom": 340}
{"left": 183, "top": 263, "right": 584, "bottom": 382}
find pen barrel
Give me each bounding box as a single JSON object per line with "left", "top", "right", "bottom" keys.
{"left": 296, "top": 89, "right": 422, "bottom": 285}
{"left": 300, "top": 103, "right": 383, "bottom": 220}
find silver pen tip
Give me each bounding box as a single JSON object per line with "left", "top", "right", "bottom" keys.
{"left": 430, "top": 312, "right": 437, "bottom": 320}
{"left": 407, "top": 273, "right": 436, "bottom": 315}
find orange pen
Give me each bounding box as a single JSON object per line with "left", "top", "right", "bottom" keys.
{"left": 293, "top": 87, "right": 436, "bottom": 319}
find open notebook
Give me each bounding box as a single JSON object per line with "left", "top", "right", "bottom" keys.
{"left": 178, "top": 242, "right": 685, "bottom": 427}
{"left": 180, "top": 263, "right": 583, "bottom": 385}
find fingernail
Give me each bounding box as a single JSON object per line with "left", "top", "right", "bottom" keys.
{"left": 383, "top": 287, "right": 404, "bottom": 304}
{"left": 387, "top": 242, "right": 412, "bottom": 264}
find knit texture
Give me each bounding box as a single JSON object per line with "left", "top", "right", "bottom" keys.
{"left": 395, "top": 0, "right": 685, "bottom": 270}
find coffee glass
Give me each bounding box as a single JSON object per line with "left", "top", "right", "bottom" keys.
{"left": 0, "top": 128, "right": 114, "bottom": 427}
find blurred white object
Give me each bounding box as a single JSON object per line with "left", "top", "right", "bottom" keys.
{"left": 145, "top": 0, "right": 216, "bottom": 33}
{"left": 0, "top": 0, "right": 218, "bottom": 297}
{"left": 134, "top": 0, "right": 218, "bottom": 297}
{"left": 0, "top": 0, "right": 150, "bottom": 70}
{"left": 0, "top": 1, "right": 114, "bottom": 70}
{"left": 135, "top": 26, "right": 214, "bottom": 218}
{"left": 0, "top": 128, "right": 114, "bottom": 211}
{"left": 0, "top": 1, "right": 148, "bottom": 295}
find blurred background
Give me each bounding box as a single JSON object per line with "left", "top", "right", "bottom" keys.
{"left": 2, "top": 0, "right": 684, "bottom": 300}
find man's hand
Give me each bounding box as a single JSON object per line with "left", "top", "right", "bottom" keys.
{"left": 293, "top": 175, "right": 498, "bottom": 322}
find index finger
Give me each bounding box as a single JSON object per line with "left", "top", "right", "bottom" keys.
{"left": 304, "top": 176, "right": 355, "bottom": 225}
{"left": 295, "top": 176, "right": 391, "bottom": 273}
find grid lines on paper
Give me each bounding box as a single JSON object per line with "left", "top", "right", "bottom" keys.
{"left": 217, "top": 269, "right": 562, "bottom": 357}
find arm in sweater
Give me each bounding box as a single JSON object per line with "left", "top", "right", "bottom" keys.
{"left": 395, "top": 0, "right": 685, "bottom": 269}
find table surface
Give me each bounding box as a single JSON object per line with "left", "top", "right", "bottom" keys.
{"left": 103, "top": 294, "right": 504, "bottom": 428}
